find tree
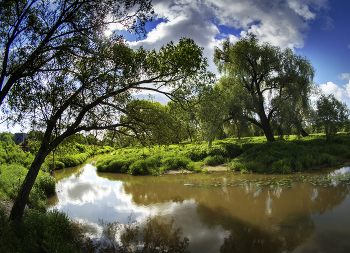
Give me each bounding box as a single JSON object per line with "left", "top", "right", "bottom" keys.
{"left": 119, "top": 100, "right": 196, "bottom": 146}
{"left": 314, "top": 93, "right": 349, "bottom": 140}
{"left": 214, "top": 34, "right": 315, "bottom": 141}
{"left": 0, "top": 0, "right": 153, "bottom": 107}
{"left": 7, "top": 35, "right": 211, "bottom": 221}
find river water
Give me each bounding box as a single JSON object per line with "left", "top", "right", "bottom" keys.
{"left": 47, "top": 159, "right": 350, "bottom": 253}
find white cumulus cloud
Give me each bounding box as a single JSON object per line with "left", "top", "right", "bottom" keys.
{"left": 320, "top": 82, "right": 346, "bottom": 100}
{"left": 125, "top": 0, "right": 330, "bottom": 76}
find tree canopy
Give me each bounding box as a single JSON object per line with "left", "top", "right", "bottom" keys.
{"left": 0, "top": 0, "right": 153, "bottom": 107}
{"left": 213, "top": 34, "right": 315, "bottom": 141}
{"left": 314, "top": 93, "right": 350, "bottom": 140}
{"left": 7, "top": 34, "right": 213, "bottom": 220}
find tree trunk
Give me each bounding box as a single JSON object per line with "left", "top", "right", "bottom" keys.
{"left": 259, "top": 110, "right": 275, "bottom": 142}
{"left": 300, "top": 128, "right": 309, "bottom": 137}
{"left": 262, "top": 125, "right": 275, "bottom": 141}
{"left": 9, "top": 146, "right": 49, "bottom": 221}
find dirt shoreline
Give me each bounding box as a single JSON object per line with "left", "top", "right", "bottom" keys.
{"left": 163, "top": 164, "right": 229, "bottom": 174}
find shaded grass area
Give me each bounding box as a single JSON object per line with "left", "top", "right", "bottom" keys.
{"left": 0, "top": 209, "right": 80, "bottom": 253}
{"left": 97, "top": 133, "right": 350, "bottom": 175}
{"left": 0, "top": 164, "right": 55, "bottom": 211}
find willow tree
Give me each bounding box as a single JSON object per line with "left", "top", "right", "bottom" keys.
{"left": 0, "top": 0, "right": 153, "bottom": 107}
{"left": 8, "top": 35, "right": 212, "bottom": 221}
{"left": 214, "top": 34, "right": 315, "bottom": 141}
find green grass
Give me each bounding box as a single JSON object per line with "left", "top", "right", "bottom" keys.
{"left": 0, "top": 164, "right": 55, "bottom": 210}
{"left": 95, "top": 133, "right": 350, "bottom": 175}
{"left": 0, "top": 209, "right": 79, "bottom": 253}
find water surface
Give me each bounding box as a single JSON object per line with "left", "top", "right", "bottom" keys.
{"left": 47, "top": 160, "right": 350, "bottom": 253}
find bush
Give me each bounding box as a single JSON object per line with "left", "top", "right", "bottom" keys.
{"left": 241, "top": 168, "right": 250, "bottom": 174}
{"left": 184, "top": 148, "right": 207, "bottom": 161}
{"left": 59, "top": 153, "right": 89, "bottom": 167}
{"left": 223, "top": 143, "right": 243, "bottom": 158}
{"left": 35, "top": 172, "right": 56, "bottom": 197}
{"left": 229, "top": 161, "right": 245, "bottom": 171}
{"left": 129, "top": 160, "right": 152, "bottom": 175}
{"left": 207, "top": 146, "right": 227, "bottom": 157}
{"left": 0, "top": 165, "right": 55, "bottom": 211}
{"left": 245, "top": 161, "right": 265, "bottom": 173}
{"left": 145, "top": 154, "right": 163, "bottom": 168}
{"left": 96, "top": 155, "right": 136, "bottom": 173}
{"left": 270, "top": 159, "right": 292, "bottom": 174}
{"left": 0, "top": 209, "right": 77, "bottom": 253}
{"left": 203, "top": 155, "right": 225, "bottom": 166}
{"left": 161, "top": 156, "right": 191, "bottom": 171}
{"left": 186, "top": 162, "right": 203, "bottom": 172}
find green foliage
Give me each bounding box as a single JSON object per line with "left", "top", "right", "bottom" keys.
{"left": 203, "top": 155, "right": 225, "bottom": 166}
{"left": 0, "top": 134, "right": 34, "bottom": 168}
{"left": 0, "top": 209, "right": 77, "bottom": 253}
{"left": 229, "top": 161, "right": 245, "bottom": 171}
{"left": 58, "top": 153, "right": 90, "bottom": 168}
{"left": 184, "top": 148, "right": 207, "bottom": 161}
{"left": 213, "top": 34, "right": 315, "bottom": 141}
{"left": 314, "top": 93, "right": 350, "bottom": 140}
{"left": 241, "top": 168, "right": 250, "bottom": 174}
{"left": 186, "top": 161, "right": 203, "bottom": 172}
{"left": 270, "top": 159, "right": 292, "bottom": 174}
{"left": 162, "top": 156, "right": 192, "bottom": 171}
{"left": 0, "top": 165, "right": 55, "bottom": 209}
{"left": 34, "top": 172, "right": 55, "bottom": 197}
{"left": 222, "top": 143, "right": 243, "bottom": 158}
{"left": 96, "top": 156, "right": 137, "bottom": 173}
{"left": 129, "top": 160, "right": 149, "bottom": 175}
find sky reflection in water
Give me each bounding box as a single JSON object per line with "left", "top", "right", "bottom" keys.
{"left": 47, "top": 162, "right": 350, "bottom": 253}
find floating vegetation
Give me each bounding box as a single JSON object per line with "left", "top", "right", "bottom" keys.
{"left": 181, "top": 168, "right": 350, "bottom": 190}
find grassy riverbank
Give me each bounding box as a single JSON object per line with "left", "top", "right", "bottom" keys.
{"left": 97, "top": 133, "right": 350, "bottom": 175}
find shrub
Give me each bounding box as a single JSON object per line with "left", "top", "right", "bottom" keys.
{"left": 96, "top": 156, "right": 136, "bottom": 173}
{"left": 241, "top": 168, "right": 250, "bottom": 174}
{"left": 161, "top": 156, "right": 191, "bottom": 171}
{"left": 223, "top": 143, "right": 243, "bottom": 158}
{"left": 245, "top": 161, "right": 265, "bottom": 173}
{"left": 59, "top": 153, "right": 89, "bottom": 167}
{"left": 270, "top": 159, "right": 292, "bottom": 174}
{"left": 184, "top": 149, "right": 207, "bottom": 161}
{"left": 229, "top": 161, "right": 245, "bottom": 171}
{"left": 0, "top": 209, "right": 77, "bottom": 253}
{"left": 0, "top": 165, "right": 55, "bottom": 211}
{"left": 145, "top": 154, "right": 163, "bottom": 168}
{"left": 203, "top": 155, "right": 225, "bottom": 166}
{"left": 129, "top": 160, "right": 151, "bottom": 175}
{"left": 35, "top": 172, "right": 56, "bottom": 197}
{"left": 186, "top": 162, "right": 203, "bottom": 172}
{"left": 207, "top": 146, "right": 227, "bottom": 157}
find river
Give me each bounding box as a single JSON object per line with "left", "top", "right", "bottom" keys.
{"left": 47, "top": 159, "right": 350, "bottom": 253}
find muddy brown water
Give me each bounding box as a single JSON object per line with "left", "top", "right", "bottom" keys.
{"left": 47, "top": 160, "right": 350, "bottom": 253}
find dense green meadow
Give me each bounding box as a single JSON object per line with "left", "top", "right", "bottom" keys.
{"left": 96, "top": 133, "right": 350, "bottom": 176}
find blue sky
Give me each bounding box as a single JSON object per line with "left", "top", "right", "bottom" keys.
{"left": 112, "top": 0, "right": 350, "bottom": 105}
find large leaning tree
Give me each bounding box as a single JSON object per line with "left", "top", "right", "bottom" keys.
{"left": 7, "top": 32, "right": 213, "bottom": 220}
{"left": 214, "top": 34, "right": 315, "bottom": 141}
{"left": 0, "top": 0, "right": 153, "bottom": 108}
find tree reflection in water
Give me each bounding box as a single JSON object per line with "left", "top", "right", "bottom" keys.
{"left": 72, "top": 215, "right": 190, "bottom": 253}
{"left": 50, "top": 164, "right": 350, "bottom": 252}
